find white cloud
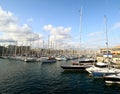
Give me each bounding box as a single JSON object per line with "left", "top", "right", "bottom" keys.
{"left": 0, "top": 33, "right": 15, "bottom": 42}
{"left": 112, "top": 22, "right": 120, "bottom": 30}
{"left": 43, "top": 24, "right": 72, "bottom": 43}
{"left": 26, "top": 18, "right": 33, "bottom": 23}
{"left": 0, "top": 6, "right": 42, "bottom": 42}
{"left": 43, "top": 25, "right": 107, "bottom": 49}
{"left": 88, "top": 31, "right": 104, "bottom": 37}
{"left": 43, "top": 24, "right": 53, "bottom": 31}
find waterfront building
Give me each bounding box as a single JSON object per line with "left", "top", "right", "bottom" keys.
{"left": 100, "top": 46, "right": 120, "bottom": 55}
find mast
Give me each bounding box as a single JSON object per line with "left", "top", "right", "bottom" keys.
{"left": 42, "top": 40, "right": 45, "bottom": 56}
{"left": 104, "top": 15, "right": 110, "bottom": 68}
{"left": 79, "top": 6, "right": 82, "bottom": 58}
{"left": 104, "top": 16, "right": 109, "bottom": 55}
{"left": 104, "top": 15, "right": 109, "bottom": 55}
{"left": 47, "top": 34, "right": 50, "bottom": 56}
{"left": 2, "top": 42, "right": 5, "bottom": 57}
{"left": 14, "top": 41, "right": 17, "bottom": 57}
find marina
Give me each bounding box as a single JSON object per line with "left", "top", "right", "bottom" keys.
{"left": 0, "top": 0, "right": 120, "bottom": 93}
{"left": 0, "top": 12, "right": 120, "bottom": 93}
{"left": 0, "top": 58, "right": 120, "bottom": 94}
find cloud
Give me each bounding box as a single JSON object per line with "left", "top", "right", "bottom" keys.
{"left": 112, "top": 22, "right": 120, "bottom": 30}
{"left": 88, "top": 31, "right": 106, "bottom": 42}
{"left": 43, "top": 24, "right": 72, "bottom": 43}
{"left": 88, "top": 31, "right": 104, "bottom": 37}
{"left": 0, "top": 33, "right": 15, "bottom": 42}
{"left": 26, "top": 18, "right": 33, "bottom": 23}
{"left": 43, "top": 24, "right": 53, "bottom": 31}
{"left": 43, "top": 25, "right": 107, "bottom": 49}
{"left": 0, "top": 6, "right": 42, "bottom": 42}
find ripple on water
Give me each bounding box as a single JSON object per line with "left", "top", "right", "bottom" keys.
{"left": 0, "top": 59, "right": 120, "bottom": 94}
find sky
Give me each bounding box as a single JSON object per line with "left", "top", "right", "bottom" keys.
{"left": 0, "top": 0, "right": 120, "bottom": 49}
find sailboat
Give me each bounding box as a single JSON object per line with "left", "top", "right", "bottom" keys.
{"left": 79, "top": 57, "right": 97, "bottom": 63}
{"left": 24, "top": 40, "right": 38, "bottom": 62}
{"left": 61, "top": 64, "right": 91, "bottom": 71}
{"left": 41, "top": 56, "right": 56, "bottom": 63}
{"left": 90, "top": 16, "right": 120, "bottom": 78}
{"left": 104, "top": 73, "right": 120, "bottom": 84}
{"left": 41, "top": 35, "right": 57, "bottom": 63}
{"left": 61, "top": 7, "right": 92, "bottom": 71}
{"left": 86, "top": 62, "right": 108, "bottom": 74}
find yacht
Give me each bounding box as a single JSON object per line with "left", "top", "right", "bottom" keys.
{"left": 104, "top": 73, "right": 120, "bottom": 84}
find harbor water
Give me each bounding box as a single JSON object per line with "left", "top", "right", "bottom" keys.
{"left": 0, "top": 59, "right": 120, "bottom": 94}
